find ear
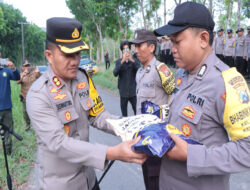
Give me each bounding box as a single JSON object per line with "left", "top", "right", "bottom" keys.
{"left": 149, "top": 44, "right": 155, "bottom": 54}
{"left": 199, "top": 31, "right": 210, "bottom": 49}
{"left": 44, "top": 50, "right": 53, "bottom": 64}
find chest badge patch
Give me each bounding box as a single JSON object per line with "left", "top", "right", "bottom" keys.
{"left": 182, "top": 124, "right": 191, "bottom": 136}
{"left": 182, "top": 106, "right": 196, "bottom": 119}
{"left": 64, "top": 111, "right": 72, "bottom": 121}
{"left": 64, "top": 124, "right": 70, "bottom": 135}
{"left": 86, "top": 99, "right": 92, "bottom": 108}
{"left": 77, "top": 82, "right": 87, "bottom": 90}
{"left": 176, "top": 78, "right": 182, "bottom": 86}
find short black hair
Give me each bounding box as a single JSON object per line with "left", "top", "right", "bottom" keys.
{"left": 147, "top": 40, "right": 157, "bottom": 55}
{"left": 46, "top": 40, "right": 57, "bottom": 51}
{"left": 120, "top": 40, "right": 131, "bottom": 51}
{"left": 190, "top": 27, "right": 213, "bottom": 46}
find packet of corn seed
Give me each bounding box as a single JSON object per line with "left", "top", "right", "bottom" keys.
{"left": 132, "top": 122, "right": 201, "bottom": 157}
{"left": 141, "top": 101, "right": 169, "bottom": 119}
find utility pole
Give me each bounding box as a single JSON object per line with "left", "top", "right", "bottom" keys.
{"left": 18, "top": 22, "right": 29, "bottom": 63}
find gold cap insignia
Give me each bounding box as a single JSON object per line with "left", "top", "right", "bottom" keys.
{"left": 72, "top": 28, "right": 79, "bottom": 39}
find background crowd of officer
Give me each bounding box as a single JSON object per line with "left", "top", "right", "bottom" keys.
{"left": 214, "top": 27, "right": 250, "bottom": 78}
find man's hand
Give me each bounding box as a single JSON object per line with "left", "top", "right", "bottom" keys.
{"left": 106, "top": 137, "right": 148, "bottom": 165}
{"left": 121, "top": 52, "right": 129, "bottom": 64}
{"left": 7, "top": 60, "right": 15, "bottom": 70}
{"left": 165, "top": 133, "right": 188, "bottom": 162}
{"left": 35, "top": 66, "right": 40, "bottom": 72}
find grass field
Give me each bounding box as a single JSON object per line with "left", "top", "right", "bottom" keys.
{"left": 0, "top": 82, "right": 36, "bottom": 190}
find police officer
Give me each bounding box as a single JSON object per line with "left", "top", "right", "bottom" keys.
{"left": 223, "top": 29, "right": 235, "bottom": 67}
{"left": 130, "top": 29, "right": 175, "bottom": 190}
{"left": 235, "top": 28, "right": 246, "bottom": 76}
{"left": 244, "top": 26, "right": 250, "bottom": 78}
{"left": 215, "top": 28, "right": 225, "bottom": 62}
{"left": 154, "top": 2, "right": 250, "bottom": 190}
{"left": 26, "top": 17, "right": 147, "bottom": 190}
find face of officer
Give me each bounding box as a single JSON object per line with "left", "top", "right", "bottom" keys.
{"left": 237, "top": 31, "right": 243, "bottom": 37}
{"left": 228, "top": 32, "right": 232, "bottom": 38}
{"left": 45, "top": 43, "right": 81, "bottom": 82}
{"left": 134, "top": 42, "right": 155, "bottom": 66}
{"left": 170, "top": 28, "right": 211, "bottom": 72}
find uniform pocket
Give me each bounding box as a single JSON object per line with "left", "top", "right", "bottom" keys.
{"left": 138, "top": 82, "right": 156, "bottom": 98}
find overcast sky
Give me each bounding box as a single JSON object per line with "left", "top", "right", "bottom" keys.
{"left": 3, "top": 0, "right": 74, "bottom": 28}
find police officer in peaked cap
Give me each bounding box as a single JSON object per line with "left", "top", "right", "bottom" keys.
{"left": 26, "top": 17, "right": 147, "bottom": 190}
{"left": 154, "top": 2, "right": 250, "bottom": 190}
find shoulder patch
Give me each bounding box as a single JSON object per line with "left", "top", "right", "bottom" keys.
{"left": 156, "top": 63, "right": 175, "bottom": 94}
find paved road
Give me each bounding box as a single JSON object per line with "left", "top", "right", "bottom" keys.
{"left": 23, "top": 86, "right": 250, "bottom": 190}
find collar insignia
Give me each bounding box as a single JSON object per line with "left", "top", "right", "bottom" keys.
{"left": 52, "top": 76, "right": 62, "bottom": 88}
{"left": 197, "top": 64, "right": 207, "bottom": 78}
{"left": 77, "top": 82, "right": 87, "bottom": 90}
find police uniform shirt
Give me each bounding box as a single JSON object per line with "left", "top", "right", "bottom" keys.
{"left": 215, "top": 35, "right": 225, "bottom": 55}
{"left": 223, "top": 37, "right": 235, "bottom": 57}
{"left": 26, "top": 65, "right": 116, "bottom": 190}
{"left": 136, "top": 57, "right": 171, "bottom": 114}
{"left": 159, "top": 53, "right": 250, "bottom": 190}
{"left": 244, "top": 34, "right": 250, "bottom": 58}
{"left": 235, "top": 35, "right": 246, "bottom": 57}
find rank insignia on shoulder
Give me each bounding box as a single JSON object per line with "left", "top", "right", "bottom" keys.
{"left": 64, "top": 111, "right": 72, "bottom": 121}
{"left": 64, "top": 124, "right": 70, "bottom": 135}
{"left": 52, "top": 76, "right": 62, "bottom": 88}
{"left": 77, "top": 82, "right": 87, "bottom": 90}
{"left": 197, "top": 64, "right": 207, "bottom": 78}
{"left": 182, "top": 124, "right": 191, "bottom": 136}
{"left": 182, "top": 106, "right": 196, "bottom": 119}
{"left": 176, "top": 78, "right": 182, "bottom": 86}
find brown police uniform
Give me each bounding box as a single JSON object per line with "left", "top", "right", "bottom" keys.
{"left": 26, "top": 17, "right": 117, "bottom": 190}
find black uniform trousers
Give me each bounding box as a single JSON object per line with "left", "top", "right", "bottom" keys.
{"left": 120, "top": 96, "right": 136, "bottom": 117}
{"left": 236, "top": 56, "right": 247, "bottom": 76}
{"left": 142, "top": 157, "right": 161, "bottom": 190}
{"left": 224, "top": 56, "right": 234, "bottom": 68}
{"left": 247, "top": 58, "right": 250, "bottom": 78}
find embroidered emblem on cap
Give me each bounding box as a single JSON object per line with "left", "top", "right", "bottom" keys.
{"left": 182, "top": 106, "right": 196, "bottom": 119}
{"left": 64, "top": 124, "right": 70, "bottom": 135}
{"left": 176, "top": 78, "right": 182, "bottom": 86}
{"left": 52, "top": 76, "right": 62, "bottom": 88}
{"left": 182, "top": 124, "right": 191, "bottom": 136}
{"left": 221, "top": 92, "right": 226, "bottom": 103}
{"left": 64, "top": 111, "right": 72, "bottom": 121}
{"left": 77, "top": 82, "right": 87, "bottom": 90}
{"left": 72, "top": 28, "right": 80, "bottom": 39}
{"left": 197, "top": 64, "right": 207, "bottom": 78}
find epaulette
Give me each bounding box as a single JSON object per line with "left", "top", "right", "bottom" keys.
{"left": 30, "top": 74, "right": 48, "bottom": 92}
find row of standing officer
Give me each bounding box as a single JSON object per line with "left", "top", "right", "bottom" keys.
{"left": 214, "top": 27, "right": 250, "bottom": 77}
